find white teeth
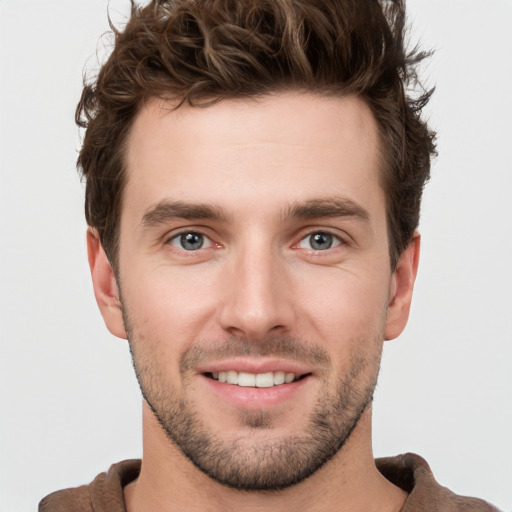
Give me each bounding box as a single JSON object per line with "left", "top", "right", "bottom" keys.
{"left": 273, "top": 371, "right": 285, "bottom": 385}
{"left": 255, "top": 372, "right": 274, "bottom": 388}
{"left": 226, "top": 370, "right": 238, "bottom": 385}
{"left": 285, "top": 372, "right": 295, "bottom": 384}
{"left": 210, "top": 370, "right": 299, "bottom": 387}
{"left": 238, "top": 372, "right": 256, "bottom": 387}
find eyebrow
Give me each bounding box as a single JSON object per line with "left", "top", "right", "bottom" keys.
{"left": 141, "top": 200, "right": 229, "bottom": 228}
{"left": 140, "top": 196, "right": 370, "bottom": 229}
{"left": 281, "top": 198, "right": 370, "bottom": 223}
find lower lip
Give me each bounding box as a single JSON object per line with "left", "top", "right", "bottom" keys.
{"left": 199, "top": 374, "right": 311, "bottom": 410}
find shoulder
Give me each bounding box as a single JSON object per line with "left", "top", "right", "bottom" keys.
{"left": 38, "top": 459, "right": 141, "bottom": 512}
{"left": 39, "top": 484, "right": 92, "bottom": 512}
{"left": 376, "top": 453, "right": 502, "bottom": 512}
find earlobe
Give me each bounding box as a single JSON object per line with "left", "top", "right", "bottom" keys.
{"left": 384, "top": 233, "right": 421, "bottom": 341}
{"left": 86, "top": 228, "right": 127, "bottom": 339}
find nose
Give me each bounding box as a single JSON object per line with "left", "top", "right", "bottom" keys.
{"left": 217, "top": 243, "right": 295, "bottom": 339}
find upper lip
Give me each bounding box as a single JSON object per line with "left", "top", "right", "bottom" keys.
{"left": 196, "top": 358, "right": 313, "bottom": 376}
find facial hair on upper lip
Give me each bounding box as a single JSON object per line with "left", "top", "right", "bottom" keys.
{"left": 178, "top": 335, "right": 332, "bottom": 376}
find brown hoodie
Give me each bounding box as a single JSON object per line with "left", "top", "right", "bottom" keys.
{"left": 39, "top": 453, "right": 501, "bottom": 512}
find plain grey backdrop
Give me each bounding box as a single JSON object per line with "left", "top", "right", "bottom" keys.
{"left": 1, "top": 1, "right": 511, "bottom": 510}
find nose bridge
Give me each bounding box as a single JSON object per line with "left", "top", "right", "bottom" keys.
{"left": 218, "top": 235, "right": 293, "bottom": 338}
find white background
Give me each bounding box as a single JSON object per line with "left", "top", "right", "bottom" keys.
{"left": 1, "top": 1, "right": 511, "bottom": 510}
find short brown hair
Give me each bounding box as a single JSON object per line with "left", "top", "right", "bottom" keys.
{"left": 76, "top": 0, "right": 436, "bottom": 269}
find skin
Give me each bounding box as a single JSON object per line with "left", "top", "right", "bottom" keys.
{"left": 88, "top": 92, "right": 419, "bottom": 511}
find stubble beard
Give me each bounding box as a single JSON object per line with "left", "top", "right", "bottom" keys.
{"left": 124, "top": 313, "right": 383, "bottom": 491}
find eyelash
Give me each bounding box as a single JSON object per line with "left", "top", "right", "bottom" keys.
{"left": 167, "top": 231, "right": 215, "bottom": 252}
{"left": 296, "top": 231, "right": 344, "bottom": 252}
{"left": 166, "top": 229, "right": 345, "bottom": 254}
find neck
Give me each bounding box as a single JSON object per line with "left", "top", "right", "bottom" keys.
{"left": 124, "top": 403, "right": 407, "bottom": 512}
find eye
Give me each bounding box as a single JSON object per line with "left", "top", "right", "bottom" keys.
{"left": 169, "top": 232, "right": 212, "bottom": 251}
{"left": 298, "top": 232, "right": 342, "bottom": 251}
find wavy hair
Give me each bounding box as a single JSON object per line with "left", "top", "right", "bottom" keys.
{"left": 76, "top": 0, "right": 436, "bottom": 269}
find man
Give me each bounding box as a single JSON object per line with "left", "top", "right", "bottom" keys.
{"left": 38, "top": 0, "right": 501, "bottom": 510}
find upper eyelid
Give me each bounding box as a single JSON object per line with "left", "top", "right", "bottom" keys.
{"left": 162, "top": 226, "right": 350, "bottom": 247}
{"left": 164, "top": 226, "right": 215, "bottom": 242}
{"left": 169, "top": 230, "right": 209, "bottom": 240}
{"left": 166, "top": 231, "right": 216, "bottom": 255}
{"left": 296, "top": 230, "right": 344, "bottom": 249}
{"left": 295, "top": 227, "right": 348, "bottom": 244}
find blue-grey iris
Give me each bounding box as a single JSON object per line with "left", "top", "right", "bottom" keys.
{"left": 181, "top": 233, "right": 204, "bottom": 250}
{"left": 310, "top": 232, "right": 333, "bottom": 250}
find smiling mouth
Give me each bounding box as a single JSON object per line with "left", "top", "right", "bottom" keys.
{"left": 204, "top": 371, "right": 310, "bottom": 388}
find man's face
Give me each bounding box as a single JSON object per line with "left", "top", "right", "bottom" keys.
{"left": 94, "top": 92, "right": 415, "bottom": 490}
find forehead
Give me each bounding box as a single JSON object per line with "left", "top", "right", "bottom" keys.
{"left": 123, "top": 92, "right": 384, "bottom": 222}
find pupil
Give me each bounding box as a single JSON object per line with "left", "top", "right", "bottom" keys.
{"left": 181, "top": 233, "right": 203, "bottom": 250}
{"left": 311, "top": 232, "right": 332, "bottom": 250}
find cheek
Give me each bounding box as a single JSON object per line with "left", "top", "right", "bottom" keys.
{"left": 121, "top": 265, "right": 220, "bottom": 343}
{"left": 295, "top": 266, "right": 390, "bottom": 349}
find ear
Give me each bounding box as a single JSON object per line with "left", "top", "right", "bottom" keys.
{"left": 384, "top": 232, "right": 420, "bottom": 341}
{"left": 87, "top": 228, "right": 127, "bottom": 339}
